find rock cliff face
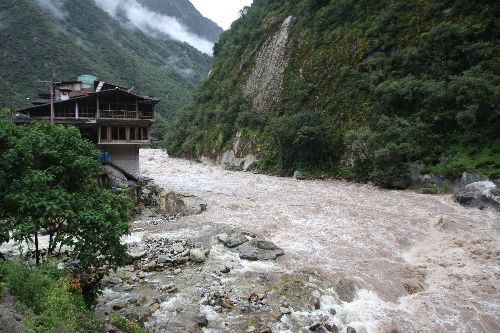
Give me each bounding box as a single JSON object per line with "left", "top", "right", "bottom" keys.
{"left": 242, "top": 16, "right": 295, "bottom": 113}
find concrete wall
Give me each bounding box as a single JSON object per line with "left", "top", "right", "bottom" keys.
{"left": 101, "top": 144, "right": 140, "bottom": 177}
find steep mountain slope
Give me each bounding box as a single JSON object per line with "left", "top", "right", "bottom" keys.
{"left": 0, "top": 0, "right": 212, "bottom": 135}
{"left": 165, "top": 0, "right": 500, "bottom": 187}
{"left": 138, "top": 0, "right": 223, "bottom": 42}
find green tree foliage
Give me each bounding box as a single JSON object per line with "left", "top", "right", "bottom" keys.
{"left": 165, "top": 0, "right": 500, "bottom": 187}
{"left": 0, "top": 122, "right": 131, "bottom": 271}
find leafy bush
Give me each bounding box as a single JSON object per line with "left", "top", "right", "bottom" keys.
{"left": 0, "top": 260, "right": 104, "bottom": 333}
{"left": 108, "top": 313, "right": 147, "bottom": 333}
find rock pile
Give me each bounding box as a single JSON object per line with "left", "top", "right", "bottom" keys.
{"left": 129, "top": 237, "right": 208, "bottom": 272}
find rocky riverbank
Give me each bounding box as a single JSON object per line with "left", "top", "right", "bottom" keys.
{"left": 97, "top": 207, "right": 354, "bottom": 332}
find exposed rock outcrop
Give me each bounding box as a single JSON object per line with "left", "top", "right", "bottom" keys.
{"left": 242, "top": 15, "right": 295, "bottom": 112}
{"left": 454, "top": 181, "right": 500, "bottom": 211}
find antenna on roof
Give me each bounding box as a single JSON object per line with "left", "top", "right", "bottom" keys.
{"left": 39, "top": 68, "right": 61, "bottom": 124}
{"left": 128, "top": 86, "right": 135, "bottom": 93}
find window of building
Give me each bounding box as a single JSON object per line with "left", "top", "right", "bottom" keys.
{"left": 100, "top": 127, "right": 108, "bottom": 141}
{"left": 130, "top": 127, "right": 136, "bottom": 140}
{"left": 111, "top": 127, "right": 126, "bottom": 141}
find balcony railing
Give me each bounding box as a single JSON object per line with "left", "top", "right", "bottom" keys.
{"left": 99, "top": 110, "right": 153, "bottom": 119}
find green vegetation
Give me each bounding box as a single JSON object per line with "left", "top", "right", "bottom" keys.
{"left": 165, "top": 0, "right": 500, "bottom": 188}
{"left": 108, "top": 313, "right": 147, "bottom": 333}
{"left": 0, "top": 260, "right": 145, "bottom": 333}
{"left": 0, "top": 260, "right": 103, "bottom": 333}
{"left": 0, "top": 121, "right": 132, "bottom": 306}
{"left": 0, "top": 0, "right": 212, "bottom": 138}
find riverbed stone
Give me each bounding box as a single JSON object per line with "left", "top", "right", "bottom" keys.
{"left": 172, "top": 242, "right": 185, "bottom": 253}
{"left": 218, "top": 232, "right": 249, "bottom": 248}
{"left": 129, "top": 250, "right": 147, "bottom": 261}
{"left": 190, "top": 248, "right": 206, "bottom": 263}
{"left": 335, "top": 277, "right": 357, "bottom": 302}
{"left": 235, "top": 239, "right": 284, "bottom": 261}
{"left": 158, "top": 191, "right": 207, "bottom": 216}
{"left": 454, "top": 181, "right": 500, "bottom": 211}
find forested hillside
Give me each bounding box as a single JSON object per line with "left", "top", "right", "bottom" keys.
{"left": 0, "top": 0, "right": 212, "bottom": 136}
{"left": 166, "top": 0, "right": 499, "bottom": 188}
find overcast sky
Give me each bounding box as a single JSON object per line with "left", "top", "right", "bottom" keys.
{"left": 190, "top": 0, "right": 253, "bottom": 30}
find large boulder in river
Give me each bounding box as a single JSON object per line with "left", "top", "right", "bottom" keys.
{"left": 235, "top": 239, "right": 284, "bottom": 261}
{"left": 454, "top": 181, "right": 500, "bottom": 211}
{"left": 218, "top": 232, "right": 249, "bottom": 248}
{"left": 158, "top": 191, "right": 207, "bottom": 216}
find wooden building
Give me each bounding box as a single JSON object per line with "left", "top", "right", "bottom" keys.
{"left": 16, "top": 76, "right": 159, "bottom": 177}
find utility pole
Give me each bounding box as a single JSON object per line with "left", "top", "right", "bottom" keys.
{"left": 39, "top": 69, "right": 61, "bottom": 123}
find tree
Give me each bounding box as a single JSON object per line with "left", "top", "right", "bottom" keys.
{"left": 0, "top": 121, "right": 131, "bottom": 271}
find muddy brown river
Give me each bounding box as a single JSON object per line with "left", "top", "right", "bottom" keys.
{"left": 136, "top": 149, "right": 499, "bottom": 332}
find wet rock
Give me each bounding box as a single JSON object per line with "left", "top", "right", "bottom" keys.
{"left": 235, "top": 239, "right": 284, "bottom": 261}
{"left": 194, "top": 315, "right": 209, "bottom": 328}
{"left": 161, "top": 284, "right": 178, "bottom": 293}
{"left": 157, "top": 255, "right": 171, "bottom": 264}
{"left": 335, "top": 277, "right": 357, "bottom": 302}
{"left": 221, "top": 266, "right": 231, "bottom": 274}
{"left": 462, "top": 172, "right": 489, "bottom": 186}
{"left": 454, "top": 181, "right": 499, "bottom": 211}
{"left": 309, "top": 323, "right": 321, "bottom": 331}
{"left": 149, "top": 301, "right": 160, "bottom": 312}
{"left": 158, "top": 191, "right": 207, "bottom": 216}
{"left": 107, "top": 276, "right": 121, "bottom": 285}
{"left": 218, "top": 232, "right": 249, "bottom": 248}
{"left": 280, "top": 306, "right": 292, "bottom": 315}
{"left": 144, "top": 260, "right": 157, "bottom": 272}
{"left": 129, "top": 250, "right": 147, "bottom": 261}
{"left": 189, "top": 248, "right": 206, "bottom": 263}
{"left": 111, "top": 300, "right": 127, "bottom": 310}
{"left": 137, "top": 271, "right": 146, "bottom": 279}
{"left": 172, "top": 242, "right": 185, "bottom": 253}
{"left": 346, "top": 327, "right": 357, "bottom": 333}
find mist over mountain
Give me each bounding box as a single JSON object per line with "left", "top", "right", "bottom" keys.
{"left": 138, "top": 0, "right": 223, "bottom": 42}
{"left": 94, "top": 0, "right": 221, "bottom": 55}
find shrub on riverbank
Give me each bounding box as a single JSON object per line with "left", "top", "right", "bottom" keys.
{"left": 0, "top": 260, "right": 103, "bottom": 332}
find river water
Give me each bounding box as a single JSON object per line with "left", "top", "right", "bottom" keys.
{"left": 139, "top": 149, "right": 499, "bottom": 333}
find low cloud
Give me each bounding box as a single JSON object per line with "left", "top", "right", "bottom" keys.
{"left": 94, "top": 0, "right": 214, "bottom": 56}
{"left": 35, "top": 0, "right": 68, "bottom": 20}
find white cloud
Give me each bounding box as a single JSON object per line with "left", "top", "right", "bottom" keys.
{"left": 35, "top": 0, "right": 68, "bottom": 20}
{"left": 94, "top": 0, "right": 214, "bottom": 55}
{"left": 190, "top": 0, "right": 253, "bottom": 30}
